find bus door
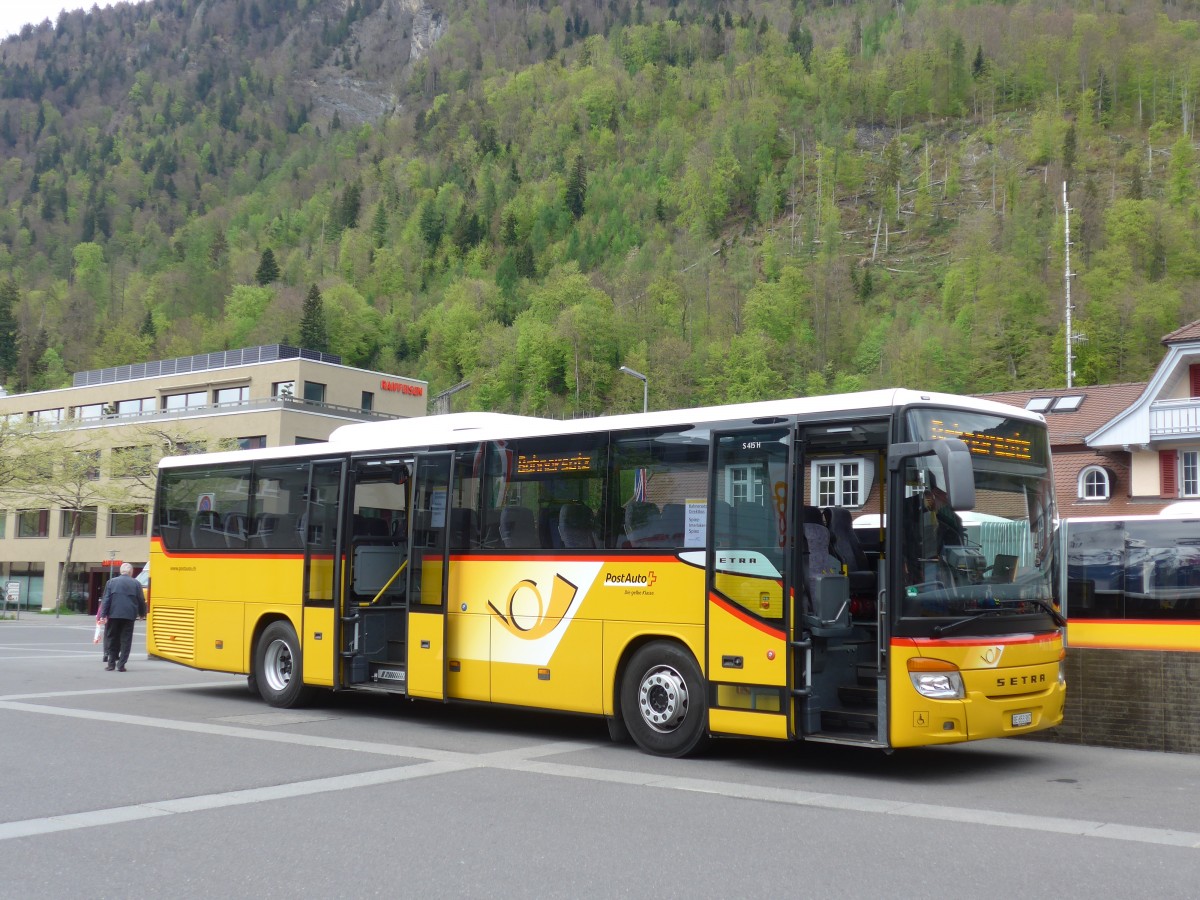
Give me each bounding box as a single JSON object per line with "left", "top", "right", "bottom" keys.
{"left": 406, "top": 451, "right": 454, "bottom": 700}
{"left": 706, "top": 427, "right": 793, "bottom": 742}
{"left": 341, "top": 456, "right": 411, "bottom": 689}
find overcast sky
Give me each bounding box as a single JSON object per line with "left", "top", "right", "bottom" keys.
{"left": 1, "top": 1, "right": 127, "bottom": 40}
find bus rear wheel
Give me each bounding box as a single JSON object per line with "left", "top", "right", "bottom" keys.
{"left": 621, "top": 642, "right": 708, "bottom": 757}
{"left": 255, "top": 621, "right": 314, "bottom": 708}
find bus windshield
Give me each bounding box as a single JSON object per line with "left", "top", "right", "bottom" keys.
{"left": 898, "top": 407, "right": 1057, "bottom": 626}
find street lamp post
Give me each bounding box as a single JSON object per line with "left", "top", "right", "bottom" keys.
{"left": 619, "top": 366, "right": 648, "bottom": 414}
{"left": 107, "top": 550, "right": 118, "bottom": 589}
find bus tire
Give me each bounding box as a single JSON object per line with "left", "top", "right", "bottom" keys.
{"left": 620, "top": 642, "right": 709, "bottom": 757}
{"left": 255, "top": 621, "right": 314, "bottom": 708}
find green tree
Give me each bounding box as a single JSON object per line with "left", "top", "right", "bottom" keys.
{"left": 0, "top": 278, "right": 18, "bottom": 380}
{"left": 565, "top": 154, "right": 588, "bottom": 220}
{"left": 2, "top": 431, "right": 121, "bottom": 616}
{"left": 300, "top": 284, "right": 329, "bottom": 352}
{"left": 254, "top": 248, "right": 281, "bottom": 285}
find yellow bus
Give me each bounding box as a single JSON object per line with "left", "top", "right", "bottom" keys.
{"left": 147, "top": 389, "right": 1065, "bottom": 756}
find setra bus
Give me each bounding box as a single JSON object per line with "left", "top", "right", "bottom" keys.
{"left": 147, "top": 389, "right": 1065, "bottom": 756}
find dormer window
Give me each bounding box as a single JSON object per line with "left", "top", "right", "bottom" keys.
{"left": 1078, "top": 466, "right": 1110, "bottom": 501}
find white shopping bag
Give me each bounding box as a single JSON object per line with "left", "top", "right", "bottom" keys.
{"left": 93, "top": 621, "right": 105, "bottom": 644}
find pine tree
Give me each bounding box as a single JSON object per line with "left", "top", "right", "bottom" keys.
{"left": 255, "top": 248, "right": 280, "bottom": 285}
{"left": 371, "top": 201, "right": 388, "bottom": 248}
{"left": 300, "top": 284, "right": 328, "bottom": 352}
{"left": 0, "top": 278, "right": 18, "bottom": 380}
{"left": 565, "top": 154, "right": 587, "bottom": 220}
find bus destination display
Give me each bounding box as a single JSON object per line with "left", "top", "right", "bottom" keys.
{"left": 515, "top": 451, "right": 593, "bottom": 475}
{"left": 928, "top": 419, "right": 1033, "bottom": 461}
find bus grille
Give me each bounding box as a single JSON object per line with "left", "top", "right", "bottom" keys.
{"left": 151, "top": 606, "right": 196, "bottom": 662}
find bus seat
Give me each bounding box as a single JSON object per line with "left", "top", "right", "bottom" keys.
{"left": 559, "top": 503, "right": 596, "bottom": 549}
{"left": 192, "top": 510, "right": 225, "bottom": 548}
{"left": 803, "top": 523, "right": 853, "bottom": 635}
{"left": 824, "top": 506, "right": 877, "bottom": 602}
{"left": 499, "top": 506, "right": 537, "bottom": 548}
{"left": 539, "top": 505, "right": 565, "bottom": 549}
{"left": 224, "top": 512, "right": 251, "bottom": 549}
{"left": 624, "top": 501, "right": 660, "bottom": 547}
{"left": 259, "top": 514, "right": 302, "bottom": 550}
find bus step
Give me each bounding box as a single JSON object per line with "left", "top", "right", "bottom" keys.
{"left": 368, "top": 664, "right": 408, "bottom": 690}
{"left": 856, "top": 664, "right": 880, "bottom": 683}
{"left": 838, "top": 684, "right": 877, "bottom": 708}
{"left": 820, "top": 708, "right": 877, "bottom": 733}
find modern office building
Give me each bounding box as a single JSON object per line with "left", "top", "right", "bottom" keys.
{"left": 0, "top": 345, "right": 427, "bottom": 613}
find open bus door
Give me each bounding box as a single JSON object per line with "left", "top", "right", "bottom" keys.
{"left": 705, "top": 427, "right": 793, "bottom": 742}
{"left": 406, "top": 451, "right": 454, "bottom": 700}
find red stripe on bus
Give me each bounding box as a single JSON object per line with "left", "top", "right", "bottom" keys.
{"left": 893, "top": 632, "right": 1060, "bottom": 649}
{"left": 709, "top": 592, "right": 785, "bottom": 640}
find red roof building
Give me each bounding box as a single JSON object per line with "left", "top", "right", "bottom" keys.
{"left": 979, "top": 321, "right": 1200, "bottom": 518}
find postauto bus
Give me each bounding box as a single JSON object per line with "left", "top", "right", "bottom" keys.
{"left": 146, "top": 389, "right": 1064, "bottom": 756}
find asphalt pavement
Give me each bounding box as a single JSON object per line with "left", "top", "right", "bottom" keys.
{"left": 2, "top": 615, "right": 1199, "bottom": 899}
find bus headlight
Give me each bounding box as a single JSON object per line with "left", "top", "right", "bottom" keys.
{"left": 907, "top": 658, "right": 965, "bottom": 700}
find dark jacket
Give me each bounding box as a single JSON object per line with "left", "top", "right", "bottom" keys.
{"left": 99, "top": 575, "right": 147, "bottom": 620}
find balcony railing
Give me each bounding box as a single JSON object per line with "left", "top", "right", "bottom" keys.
{"left": 66, "top": 395, "right": 400, "bottom": 428}
{"left": 1149, "top": 398, "right": 1200, "bottom": 438}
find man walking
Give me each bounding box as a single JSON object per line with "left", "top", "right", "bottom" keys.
{"left": 98, "top": 563, "right": 147, "bottom": 672}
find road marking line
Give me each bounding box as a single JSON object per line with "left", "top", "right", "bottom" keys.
{"left": 2, "top": 697, "right": 1198, "bottom": 850}
{"left": 0, "top": 681, "right": 242, "bottom": 701}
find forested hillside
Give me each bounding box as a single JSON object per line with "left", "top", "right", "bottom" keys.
{"left": 2, "top": 0, "right": 1200, "bottom": 415}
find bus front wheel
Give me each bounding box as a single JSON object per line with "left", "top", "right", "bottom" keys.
{"left": 621, "top": 642, "right": 708, "bottom": 757}
{"left": 255, "top": 621, "right": 314, "bottom": 708}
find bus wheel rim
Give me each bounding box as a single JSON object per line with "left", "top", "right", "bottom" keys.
{"left": 638, "top": 665, "right": 688, "bottom": 733}
{"left": 264, "top": 639, "right": 292, "bottom": 693}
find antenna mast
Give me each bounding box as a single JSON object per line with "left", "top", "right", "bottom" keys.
{"left": 1063, "top": 181, "right": 1075, "bottom": 388}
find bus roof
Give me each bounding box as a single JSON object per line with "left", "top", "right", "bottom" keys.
{"left": 158, "top": 388, "right": 1045, "bottom": 470}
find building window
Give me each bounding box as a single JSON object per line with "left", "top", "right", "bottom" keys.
{"left": 295, "top": 436, "right": 322, "bottom": 445}
{"left": 112, "top": 446, "right": 154, "bottom": 478}
{"left": 238, "top": 436, "right": 267, "bottom": 450}
{"left": 811, "top": 458, "right": 871, "bottom": 508}
{"left": 17, "top": 509, "right": 50, "bottom": 538}
{"left": 1079, "top": 466, "right": 1110, "bottom": 500}
{"left": 1183, "top": 451, "right": 1199, "bottom": 498}
{"left": 303, "top": 382, "right": 326, "bottom": 403}
{"left": 32, "top": 408, "right": 64, "bottom": 424}
{"left": 60, "top": 507, "right": 98, "bottom": 538}
{"left": 74, "top": 403, "right": 106, "bottom": 421}
{"left": 361, "top": 391, "right": 374, "bottom": 412}
{"left": 109, "top": 508, "right": 148, "bottom": 537}
{"left": 163, "top": 391, "right": 207, "bottom": 410}
{"left": 0, "top": 509, "right": 7, "bottom": 539}
{"left": 116, "top": 397, "right": 156, "bottom": 416}
{"left": 726, "top": 465, "right": 765, "bottom": 505}
{"left": 272, "top": 381, "right": 296, "bottom": 399}
{"left": 76, "top": 450, "right": 101, "bottom": 481}
{"left": 214, "top": 386, "right": 249, "bottom": 406}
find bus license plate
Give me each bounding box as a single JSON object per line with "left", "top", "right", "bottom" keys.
{"left": 1012, "top": 711, "right": 1033, "bottom": 727}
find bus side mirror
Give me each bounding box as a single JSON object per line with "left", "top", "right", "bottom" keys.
{"left": 932, "top": 439, "right": 975, "bottom": 511}
{"left": 888, "top": 438, "right": 976, "bottom": 512}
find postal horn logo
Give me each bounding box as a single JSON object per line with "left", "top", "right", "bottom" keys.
{"left": 488, "top": 574, "right": 579, "bottom": 640}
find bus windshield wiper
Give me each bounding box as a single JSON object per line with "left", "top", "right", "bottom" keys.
{"left": 1012, "top": 597, "right": 1066, "bottom": 627}
{"left": 932, "top": 608, "right": 1011, "bottom": 638}
{"left": 933, "top": 598, "right": 1066, "bottom": 637}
